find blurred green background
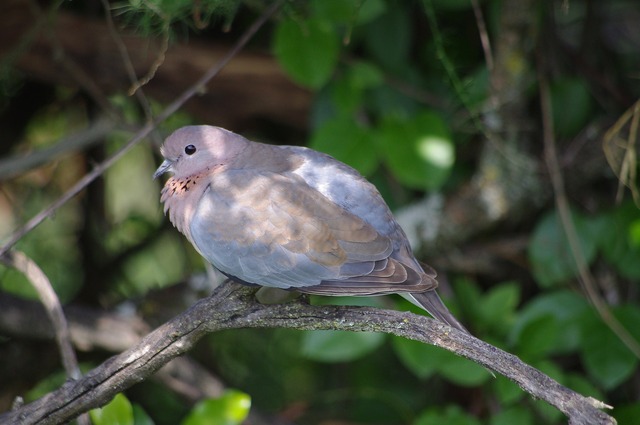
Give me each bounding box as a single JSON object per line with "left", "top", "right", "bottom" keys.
{"left": 1, "top": 0, "right": 639, "bottom": 424}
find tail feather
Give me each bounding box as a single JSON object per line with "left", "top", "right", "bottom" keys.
{"left": 404, "top": 291, "right": 469, "bottom": 334}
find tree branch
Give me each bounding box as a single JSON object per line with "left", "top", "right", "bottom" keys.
{"left": 0, "top": 280, "right": 614, "bottom": 425}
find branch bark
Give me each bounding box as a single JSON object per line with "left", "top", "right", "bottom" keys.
{"left": 0, "top": 280, "right": 614, "bottom": 425}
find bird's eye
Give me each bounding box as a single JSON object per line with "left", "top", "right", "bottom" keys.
{"left": 184, "top": 144, "right": 196, "bottom": 155}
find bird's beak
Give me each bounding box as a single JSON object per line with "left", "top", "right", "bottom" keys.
{"left": 153, "top": 159, "right": 174, "bottom": 180}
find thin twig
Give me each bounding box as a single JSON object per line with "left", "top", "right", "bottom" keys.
{"left": 0, "top": 117, "right": 116, "bottom": 180}
{"left": 0, "top": 0, "right": 284, "bottom": 257}
{"left": 0, "top": 251, "right": 92, "bottom": 425}
{"left": 99, "top": 0, "right": 155, "bottom": 120}
{"left": 127, "top": 29, "right": 169, "bottom": 97}
{"left": 0, "top": 251, "right": 79, "bottom": 379}
{"left": 100, "top": 0, "right": 164, "bottom": 149}
{"left": 118, "top": 0, "right": 172, "bottom": 98}
{"left": 603, "top": 100, "right": 640, "bottom": 205}
{"left": 470, "top": 0, "right": 493, "bottom": 72}
{"left": 537, "top": 50, "right": 640, "bottom": 359}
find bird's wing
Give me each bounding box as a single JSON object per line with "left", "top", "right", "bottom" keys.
{"left": 189, "top": 169, "right": 429, "bottom": 293}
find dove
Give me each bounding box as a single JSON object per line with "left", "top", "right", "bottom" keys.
{"left": 154, "top": 125, "right": 467, "bottom": 333}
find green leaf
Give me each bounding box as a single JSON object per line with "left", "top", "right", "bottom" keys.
{"left": 90, "top": 393, "right": 134, "bottom": 425}
{"left": 368, "top": 84, "right": 419, "bottom": 118}
{"left": 310, "top": 295, "right": 384, "bottom": 308}
{"left": 182, "top": 390, "right": 251, "bottom": 425}
{"left": 489, "top": 406, "right": 535, "bottom": 425}
{"left": 301, "top": 330, "right": 385, "bottom": 362}
{"left": 452, "top": 277, "right": 483, "bottom": 324}
{"left": 0, "top": 190, "right": 84, "bottom": 303}
{"left": 599, "top": 202, "right": 640, "bottom": 280}
{"left": 328, "top": 61, "right": 384, "bottom": 116}
{"left": 579, "top": 308, "right": 639, "bottom": 389}
{"left": 309, "top": 117, "right": 378, "bottom": 176}
{"left": 461, "top": 66, "right": 490, "bottom": 109}
{"left": 364, "top": 6, "right": 411, "bottom": 72}
{"left": 513, "top": 315, "right": 559, "bottom": 361}
{"left": 132, "top": 405, "right": 155, "bottom": 425}
{"left": 392, "top": 337, "right": 441, "bottom": 379}
{"left": 550, "top": 77, "right": 593, "bottom": 138}
{"left": 377, "top": 112, "right": 455, "bottom": 191}
{"left": 392, "top": 337, "right": 489, "bottom": 386}
{"left": 273, "top": 19, "right": 340, "bottom": 88}
{"left": 347, "top": 60, "right": 384, "bottom": 90}
{"left": 431, "top": 0, "right": 474, "bottom": 11}
{"left": 616, "top": 304, "right": 640, "bottom": 341}
{"left": 510, "top": 290, "right": 588, "bottom": 354}
{"left": 564, "top": 373, "right": 604, "bottom": 401}
{"left": 354, "top": 0, "right": 387, "bottom": 24}
{"left": 528, "top": 209, "right": 598, "bottom": 287}
{"left": 492, "top": 375, "right": 524, "bottom": 405}
{"left": 310, "top": 0, "right": 385, "bottom": 25}
{"left": 311, "top": 0, "right": 361, "bottom": 23}
{"left": 438, "top": 354, "right": 490, "bottom": 386}
{"left": 330, "top": 76, "right": 363, "bottom": 115}
{"left": 628, "top": 218, "right": 640, "bottom": 247}
{"left": 414, "top": 405, "right": 481, "bottom": 425}
{"left": 615, "top": 403, "right": 640, "bottom": 425}
{"left": 478, "top": 282, "right": 520, "bottom": 330}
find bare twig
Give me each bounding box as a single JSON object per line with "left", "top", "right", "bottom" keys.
{"left": 127, "top": 28, "right": 169, "bottom": 97}
{"left": 537, "top": 51, "right": 640, "bottom": 359}
{"left": 99, "top": 0, "right": 164, "bottom": 148}
{"left": 603, "top": 99, "right": 640, "bottom": 205}
{"left": 0, "top": 0, "right": 284, "bottom": 257}
{"left": 99, "top": 0, "right": 155, "bottom": 120}
{"left": 471, "top": 0, "right": 493, "bottom": 72}
{"left": 0, "top": 280, "right": 615, "bottom": 425}
{"left": 0, "top": 251, "right": 91, "bottom": 425}
{"left": 0, "top": 117, "right": 116, "bottom": 180}
{"left": 0, "top": 251, "right": 79, "bottom": 379}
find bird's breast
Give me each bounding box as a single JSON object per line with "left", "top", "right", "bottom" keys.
{"left": 160, "top": 172, "right": 210, "bottom": 242}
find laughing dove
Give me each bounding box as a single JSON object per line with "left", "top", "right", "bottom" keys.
{"left": 154, "top": 125, "right": 467, "bottom": 333}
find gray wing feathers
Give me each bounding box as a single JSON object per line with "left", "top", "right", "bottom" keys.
{"left": 189, "top": 170, "right": 407, "bottom": 290}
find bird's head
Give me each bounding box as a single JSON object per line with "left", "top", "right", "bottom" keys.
{"left": 153, "top": 125, "right": 248, "bottom": 179}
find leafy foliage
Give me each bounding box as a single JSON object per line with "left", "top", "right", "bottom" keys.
{"left": 1, "top": 0, "right": 640, "bottom": 424}
{"left": 528, "top": 209, "right": 599, "bottom": 287}
{"left": 301, "top": 330, "right": 386, "bottom": 362}
{"left": 90, "top": 394, "right": 135, "bottom": 425}
{"left": 273, "top": 19, "right": 340, "bottom": 88}
{"left": 182, "top": 391, "right": 251, "bottom": 425}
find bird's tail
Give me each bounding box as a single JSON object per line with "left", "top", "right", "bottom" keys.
{"left": 404, "top": 291, "right": 469, "bottom": 334}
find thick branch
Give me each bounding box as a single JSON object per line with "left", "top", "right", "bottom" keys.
{"left": 0, "top": 280, "right": 614, "bottom": 425}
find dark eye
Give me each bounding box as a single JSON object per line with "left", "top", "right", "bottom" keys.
{"left": 184, "top": 144, "right": 196, "bottom": 155}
